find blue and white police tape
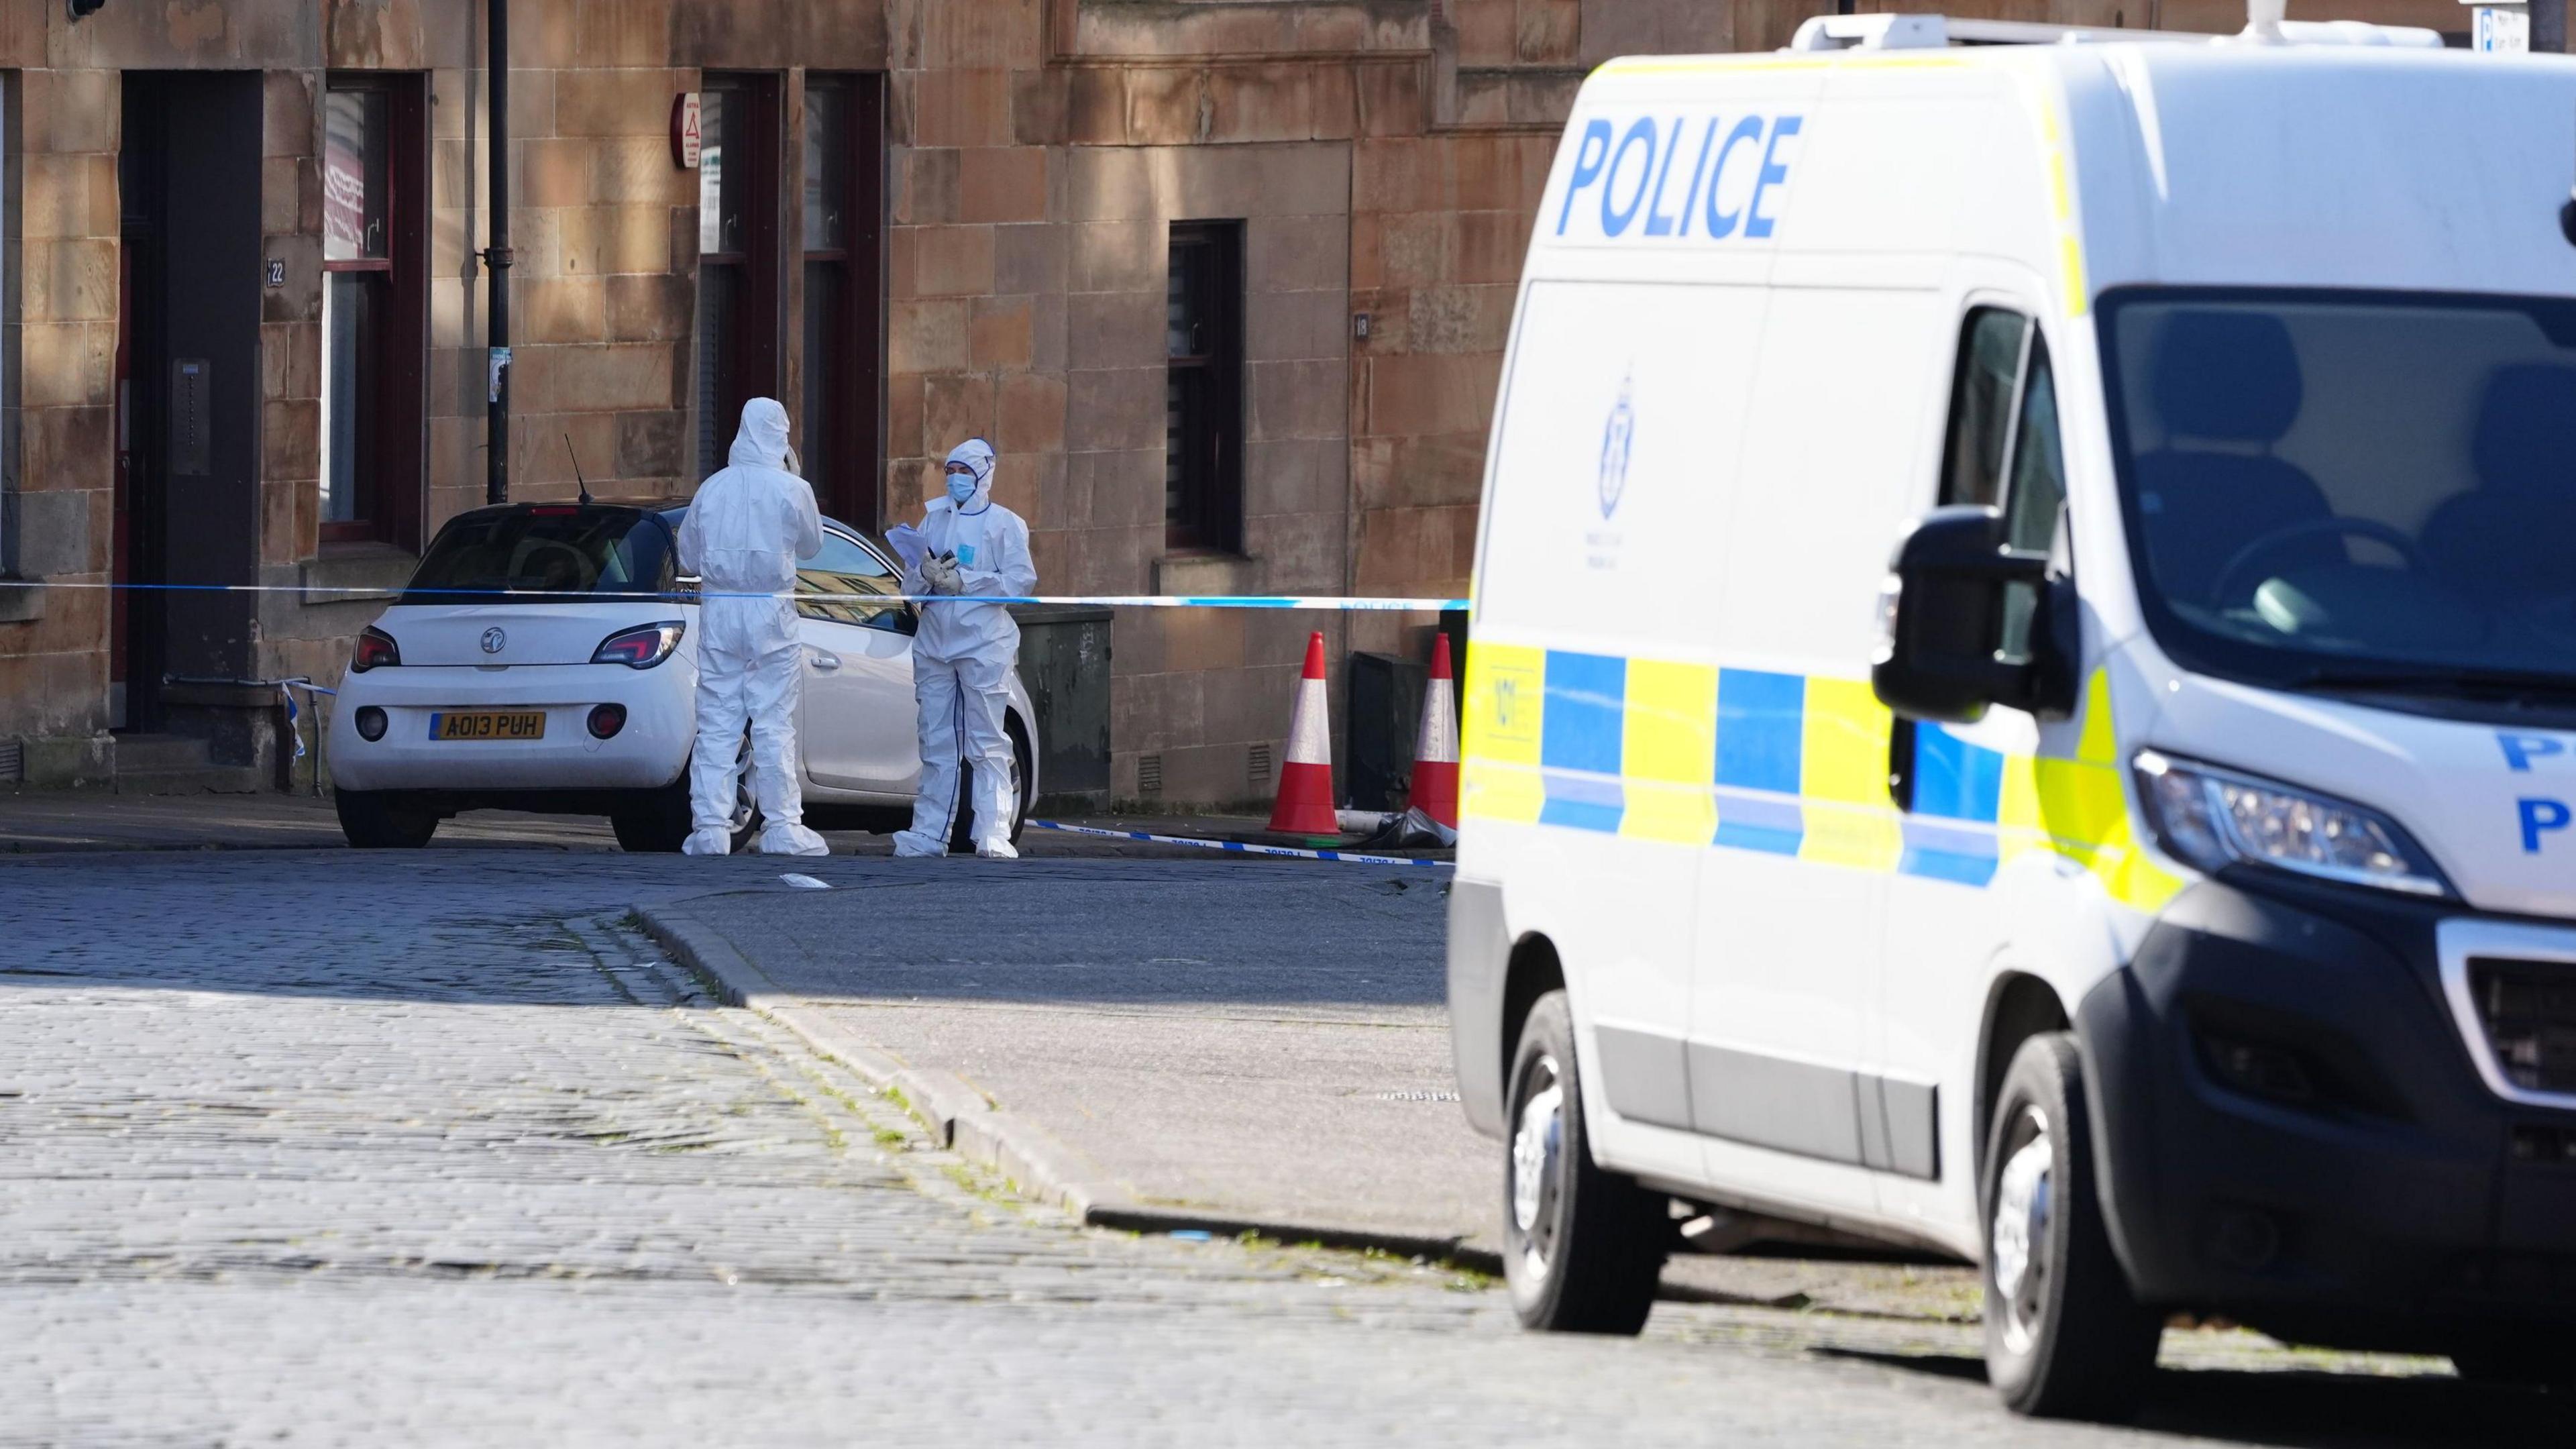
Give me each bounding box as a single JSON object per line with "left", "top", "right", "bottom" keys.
{"left": 272, "top": 678, "right": 337, "bottom": 760}
{"left": 1028, "top": 820, "right": 1448, "bottom": 867}
{"left": 1, "top": 580, "right": 1466, "bottom": 611}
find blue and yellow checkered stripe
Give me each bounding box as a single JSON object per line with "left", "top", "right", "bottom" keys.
{"left": 1461, "top": 644, "right": 2182, "bottom": 911}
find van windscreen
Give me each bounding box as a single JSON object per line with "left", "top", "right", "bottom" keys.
{"left": 402, "top": 510, "right": 676, "bottom": 604}
{"left": 2104, "top": 289, "right": 2576, "bottom": 697}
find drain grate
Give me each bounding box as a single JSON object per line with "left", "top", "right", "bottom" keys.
{"left": 0, "top": 739, "right": 20, "bottom": 783}
{"left": 1138, "top": 753, "right": 1163, "bottom": 796}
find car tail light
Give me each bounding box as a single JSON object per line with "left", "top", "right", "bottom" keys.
{"left": 352, "top": 626, "right": 400, "bottom": 672}
{"left": 592, "top": 621, "right": 685, "bottom": 669}
{"left": 354, "top": 706, "right": 388, "bottom": 741}
{"left": 587, "top": 704, "right": 627, "bottom": 739}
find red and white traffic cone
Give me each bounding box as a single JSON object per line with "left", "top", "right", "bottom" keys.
{"left": 1268, "top": 631, "right": 1339, "bottom": 836}
{"left": 1409, "top": 633, "right": 1460, "bottom": 830}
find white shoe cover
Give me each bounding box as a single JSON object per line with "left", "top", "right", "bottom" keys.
{"left": 758, "top": 821, "right": 830, "bottom": 857}
{"left": 681, "top": 827, "right": 735, "bottom": 857}
{"left": 890, "top": 829, "right": 949, "bottom": 859}
{"left": 975, "top": 838, "right": 1019, "bottom": 861}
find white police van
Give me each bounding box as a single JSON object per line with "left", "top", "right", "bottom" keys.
{"left": 1448, "top": 12, "right": 2576, "bottom": 1417}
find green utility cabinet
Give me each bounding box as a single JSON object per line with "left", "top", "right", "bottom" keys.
{"left": 1012, "top": 606, "right": 1112, "bottom": 812}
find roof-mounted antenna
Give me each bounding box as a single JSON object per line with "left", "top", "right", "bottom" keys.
{"left": 2242, "top": 0, "right": 2288, "bottom": 42}
{"left": 566, "top": 433, "right": 592, "bottom": 506}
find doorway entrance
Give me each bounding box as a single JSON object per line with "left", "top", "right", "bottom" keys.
{"left": 115, "top": 72, "right": 263, "bottom": 735}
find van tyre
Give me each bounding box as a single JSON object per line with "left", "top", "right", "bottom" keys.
{"left": 1502, "top": 989, "right": 1666, "bottom": 1334}
{"left": 1982, "top": 1032, "right": 2161, "bottom": 1419}
{"left": 336, "top": 789, "right": 439, "bottom": 849}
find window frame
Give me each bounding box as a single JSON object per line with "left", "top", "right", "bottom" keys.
{"left": 794, "top": 523, "right": 912, "bottom": 633}
{"left": 797, "top": 74, "right": 886, "bottom": 529}
{"left": 1898, "top": 303, "right": 2074, "bottom": 808}
{"left": 318, "top": 72, "right": 428, "bottom": 550}
{"left": 2098, "top": 283, "right": 2576, "bottom": 697}
{"left": 1164, "top": 221, "right": 1244, "bottom": 554}
{"left": 1938, "top": 306, "right": 2034, "bottom": 512}
{"left": 1934, "top": 303, "right": 2070, "bottom": 570}
{"left": 697, "top": 72, "right": 786, "bottom": 481}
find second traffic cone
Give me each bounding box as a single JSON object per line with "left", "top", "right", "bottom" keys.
{"left": 1409, "top": 633, "right": 1460, "bottom": 829}
{"left": 1269, "top": 631, "right": 1339, "bottom": 835}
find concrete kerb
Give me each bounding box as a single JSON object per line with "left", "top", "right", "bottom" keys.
{"left": 633, "top": 900, "right": 1503, "bottom": 1277}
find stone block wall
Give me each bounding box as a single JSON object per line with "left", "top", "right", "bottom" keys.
{"left": 881, "top": 0, "right": 1386, "bottom": 809}
{"left": 1, "top": 62, "right": 119, "bottom": 744}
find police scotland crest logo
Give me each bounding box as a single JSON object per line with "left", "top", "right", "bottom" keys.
{"left": 1597, "top": 374, "right": 1635, "bottom": 519}
{"left": 1583, "top": 373, "right": 1636, "bottom": 574}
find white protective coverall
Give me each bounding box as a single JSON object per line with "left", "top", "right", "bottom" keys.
{"left": 675, "top": 398, "right": 829, "bottom": 857}
{"left": 891, "top": 439, "right": 1037, "bottom": 859}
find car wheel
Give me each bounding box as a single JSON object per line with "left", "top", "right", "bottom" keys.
{"left": 2451, "top": 1340, "right": 2576, "bottom": 1392}
{"left": 949, "top": 714, "right": 1034, "bottom": 853}
{"left": 728, "top": 733, "right": 763, "bottom": 851}
{"left": 610, "top": 782, "right": 691, "bottom": 854}
{"left": 337, "top": 789, "right": 439, "bottom": 849}
{"left": 1982, "top": 1032, "right": 2161, "bottom": 1419}
{"left": 1501, "top": 989, "right": 1666, "bottom": 1334}
{"left": 612, "top": 743, "right": 761, "bottom": 854}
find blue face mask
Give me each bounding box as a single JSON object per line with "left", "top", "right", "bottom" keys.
{"left": 947, "top": 471, "right": 979, "bottom": 505}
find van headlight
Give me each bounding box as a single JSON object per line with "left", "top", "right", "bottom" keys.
{"left": 2133, "top": 750, "right": 2452, "bottom": 899}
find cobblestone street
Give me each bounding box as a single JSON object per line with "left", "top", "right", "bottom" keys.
{"left": 2, "top": 849, "right": 2567, "bottom": 1446}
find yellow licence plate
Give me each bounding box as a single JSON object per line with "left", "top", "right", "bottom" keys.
{"left": 428, "top": 710, "right": 547, "bottom": 741}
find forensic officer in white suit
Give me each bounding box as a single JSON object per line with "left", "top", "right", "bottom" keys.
{"left": 892, "top": 437, "right": 1036, "bottom": 859}
{"left": 675, "top": 398, "right": 830, "bottom": 857}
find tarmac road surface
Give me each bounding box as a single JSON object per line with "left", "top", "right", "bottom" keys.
{"left": 1, "top": 844, "right": 2567, "bottom": 1446}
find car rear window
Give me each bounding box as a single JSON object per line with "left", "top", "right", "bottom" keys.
{"left": 403, "top": 509, "right": 676, "bottom": 604}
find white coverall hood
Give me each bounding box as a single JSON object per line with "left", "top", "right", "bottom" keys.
{"left": 945, "top": 437, "right": 996, "bottom": 512}
{"left": 729, "top": 397, "right": 800, "bottom": 476}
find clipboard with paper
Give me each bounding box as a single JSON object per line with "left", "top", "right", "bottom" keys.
{"left": 884, "top": 524, "right": 930, "bottom": 572}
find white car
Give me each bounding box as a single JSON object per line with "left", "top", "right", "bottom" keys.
{"left": 327, "top": 499, "right": 1039, "bottom": 851}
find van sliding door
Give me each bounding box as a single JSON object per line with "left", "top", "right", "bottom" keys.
{"left": 1688, "top": 286, "right": 1945, "bottom": 1220}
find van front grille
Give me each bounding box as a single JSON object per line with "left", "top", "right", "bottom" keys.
{"left": 2467, "top": 958, "right": 2576, "bottom": 1096}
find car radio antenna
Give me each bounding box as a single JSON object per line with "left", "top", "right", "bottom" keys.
{"left": 566, "top": 433, "right": 592, "bottom": 506}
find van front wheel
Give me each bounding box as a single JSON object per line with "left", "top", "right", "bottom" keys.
{"left": 1982, "top": 1032, "right": 2161, "bottom": 1419}
{"left": 1501, "top": 989, "right": 1666, "bottom": 1334}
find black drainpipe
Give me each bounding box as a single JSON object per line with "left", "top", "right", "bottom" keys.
{"left": 485, "top": 0, "right": 513, "bottom": 504}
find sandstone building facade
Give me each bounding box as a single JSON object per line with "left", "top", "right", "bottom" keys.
{"left": 0, "top": 0, "right": 2465, "bottom": 800}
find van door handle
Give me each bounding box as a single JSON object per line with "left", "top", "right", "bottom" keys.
{"left": 1887, "top": 718, "right": 1917, "bottom": 813}
{"left": 808, "top": 649, "right": 842, "bottom": 672}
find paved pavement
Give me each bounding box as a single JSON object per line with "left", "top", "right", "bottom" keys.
{"left": 641, "top": 857, "right": 1489, "bottom": 1248}
{"left": 3, "top": 843, "right": 2569, "bottom": 1444}
{"left": 0, "top": 786, "right": 1343, "bottom": 860}
{"left": 0, "top": 787, "right": 627, "bottom": 851}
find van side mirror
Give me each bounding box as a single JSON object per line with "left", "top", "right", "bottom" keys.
{"left": 1871, "top": 505, "right": 2077, "bottom": 724}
